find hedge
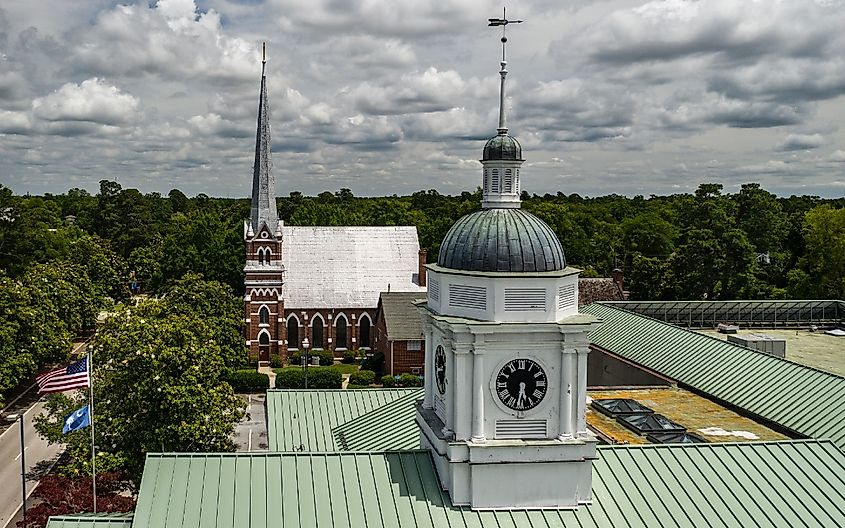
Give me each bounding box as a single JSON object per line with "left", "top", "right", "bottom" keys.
{"left": 348, "top": 370, "right": 376, "bottom": 386}
{"left": 225, "top": 370, "right": 270, "bottom": 393}
{"left": 274, "top": 367, "right": 343, "bottom": 389}
{"left": 361, "top": 352, "right": 385, "bottom": 376}
{"left": 381, "top": 373, "right": 423, "bottom": 388}
{"left": 269, "top": 354, "right": 284, "bottom": 369}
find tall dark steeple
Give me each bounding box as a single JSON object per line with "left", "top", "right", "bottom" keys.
{"left": 248, "top": 42, "right": 279, "bottom": 236}
{"left": 244, "top": 42, "right": 286, "bottom": 366}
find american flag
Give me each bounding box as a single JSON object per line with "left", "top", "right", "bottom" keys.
{"left": 37, "top": 357, "right": 90, "bottom": 394}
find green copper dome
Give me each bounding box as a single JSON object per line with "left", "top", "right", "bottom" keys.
{"left": 437, "top": 209, "right": 566, "bottom": 272}
{"left": 483, "top": 134, "right": 522, "bottom": 161}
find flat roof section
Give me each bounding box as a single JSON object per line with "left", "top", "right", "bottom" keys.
{"left": 697, "top": 328, "right": 845, "bottom": 377}
{"left": 587, "top": 388, "right": 789, "bottom": 445}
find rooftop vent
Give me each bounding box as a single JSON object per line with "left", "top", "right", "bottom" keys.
{"left": 591, "top": 398, "right": 654, "bottom": 418}
{"left": 647, "top": 432, "right": 706, "bottom": 444}
{"left": 617, "top": 413, "right": 686, "bottom": 435}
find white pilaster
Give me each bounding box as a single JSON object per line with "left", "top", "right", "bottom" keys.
{"left": 559, "top": 346, "right": 576, "bottom": 439}
{"left": 422, "top": 321, "right": 434, "bottom": 410}
{"left": 576, "top": 347, "right": 589, "bottom": 436}
{"left": 471, "top": 337, "right": 486, "bottom": 443}
{"left": 453, "top": 342, "right": 473, "bottom": 441}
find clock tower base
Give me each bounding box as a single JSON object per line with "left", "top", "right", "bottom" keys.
{"left": 417, "top": 404, "right": 597, "bottom": 510}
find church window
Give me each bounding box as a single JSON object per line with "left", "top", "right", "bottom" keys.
{"left": 504, "top": 169, "right": 512, "bottom": 192}
{"left": 311, "top": 314, "right": 325, "bottom": 349}
{"left": 491, "top": 169, "right": 499, "bottom": 193}
{"left": 258, "top": 332, "right": 270, "bottom": 345}
{"left": 358, "top": 314, "right": 371, "bottom": 349}
{"left": 335, "top": 315, "right": 348, "bottom": 349}
{"left": 287, "top": 317, "right": 299, "bottom": 349}
{"left": 259, "top": 306, "right": 270, "bottom": 325}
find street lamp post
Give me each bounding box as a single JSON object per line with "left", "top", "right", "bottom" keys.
{"left": 302, "top": 337, "right": 310, "bottom": 389}
{"left": 6, "top": 413, "right": 25, "bottom": 523}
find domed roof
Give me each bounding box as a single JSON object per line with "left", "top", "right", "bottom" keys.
{"left": 483, "top": 134, "right": 522, "bottom": 161}
{"left": 437, "top": 209, "right": 566, "bottom": 272}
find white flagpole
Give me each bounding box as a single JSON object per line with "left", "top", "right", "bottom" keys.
{"left": 87, "top": 350, "right": 97, "bottom": 513}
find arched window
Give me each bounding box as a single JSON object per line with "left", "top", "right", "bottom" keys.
{"left": 311, "top": 314, "right": 325, "bottom": 349}
{"left": 358, "top": 314, "right": 371, "bottom": 349}
{"left": 258, "top": 332, "right": 270, "bottom": 346}
{"left": 335, "top": 314, "right": 348, "bottom": 349}
{"left": 259, "top": 306, "right": 269, "bottom": 325}
{"left": 287, "top": 317, "right": 299, "bottom": 349}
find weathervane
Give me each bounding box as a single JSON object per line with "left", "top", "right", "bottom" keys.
{"left": 488, "top": 8, "right": 522, "bottom": 134}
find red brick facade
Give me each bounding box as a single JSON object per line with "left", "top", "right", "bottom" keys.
{"left": 373, "top": 307, "right": 425, "bottom": 375}
{"left": 244, "top": 225, "right": 284, "bottom": 364}
{"left": 282, "top": 308, "right": 375, "bottom": 355}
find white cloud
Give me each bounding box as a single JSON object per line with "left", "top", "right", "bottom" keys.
{"left": 776, "top": 133, "right": 826, "bottom": 151}
{"left": 32, "top": 78, "right": 139, "bottom": 126}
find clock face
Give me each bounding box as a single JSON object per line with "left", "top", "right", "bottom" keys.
{"left": 495, "top": 358, "right": 547, "bottom": 411}
{"left": 434, "top": 345, "right": 446, "bottom": 394}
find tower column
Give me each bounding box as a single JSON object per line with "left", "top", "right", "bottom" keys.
{"left": 422, "top": 320, "right": 434, "bottom": 410}
{"left": 471, "top": 337, "right": 486, "bottom": 443}
{"left": 559, "top": 346, "right": 576, "bottom": 439}
{"left": 453, "top": 342, "right": 472, "bottom": 441}
{"left": 576, "top": 347, "right": 589, "bottom": 436}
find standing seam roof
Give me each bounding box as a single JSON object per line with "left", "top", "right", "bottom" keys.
{"left": 583, "top": 303, "right": 845, "bottom": 449}
{"left": 129, "top": 440, "right": 845, "bottom": 528}
{"left": 266, "top": 389, "right": 423, "bottom": 452}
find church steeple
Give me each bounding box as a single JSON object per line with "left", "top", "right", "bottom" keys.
{"left": 481, "top": 10, "right": 524, "bottom": 210}
{"left": 248, "top": 42, "right": 279, "bottom": 236}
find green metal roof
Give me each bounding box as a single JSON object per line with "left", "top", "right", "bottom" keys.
{"left": 132, "top": 440, "right": 845, "bottom": 528}
{"left": 266, "top": 389, "right": 423, "bottom": 452}
{"left": 46, "top": 514, "right": 134, "bottom": 528}
{"left": 583, "top": 303, "right": 845, "bottom": 449}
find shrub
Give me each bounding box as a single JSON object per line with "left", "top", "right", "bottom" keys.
{"left": 274, "top": 367, "right": 343, "bottom": 389}
{"left": 275, "top": 368, "right": 304, "bottom": 389}
{"left": 315, "top": 350, "right": 335, "bottom": 366}
{"left": 381, "top": 374, "right": 396, "bottom": 388}
{"left": 361, "top": 352, "right": 385, "bottom": 376}
{"left": 225, "top": 369, "right": 270, "bottom": 393}
{"left": 399, "top": 373, "right": 423, "bottom": 387}
{"left": 307, "top": 367, "right": 343, "bottom": 389}
{"left": 346, "top": 384, "right": 370, "bottom": 389}
{"left": 349, "top": 370, "right": 375, "bottom": 386}
{"left": 269, "top": 354, "right": 284, "bottom": 369}
{"left": 341, "top": 350, "right": 357, "bottom": 364}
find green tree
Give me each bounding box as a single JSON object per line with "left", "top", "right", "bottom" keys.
{"left": 789, "top": 205, "right": 845, "bottom": 298}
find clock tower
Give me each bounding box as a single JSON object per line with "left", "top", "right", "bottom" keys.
{"left": 416, "top": 13, "right": 601, "bottom": 510}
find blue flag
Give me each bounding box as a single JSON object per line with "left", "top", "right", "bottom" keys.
{"left": 62, "top": 405, "right": 91, "bottom": 434}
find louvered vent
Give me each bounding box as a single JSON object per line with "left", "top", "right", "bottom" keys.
{"left": 558, "top": 283, "right": 577, "bottom": 310}
{"left": 448, "top": 284, "right": 487, "bottom": 310}
{"left": 504, "top": 288, "right": 546, "bottom": 311}
{"left": 429, "top": 279, "right": 440, "bottom": 302}
{"left": 495, "top": 419, "right": 547, "bottom": 439}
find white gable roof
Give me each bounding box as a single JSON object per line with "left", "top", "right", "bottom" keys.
{"left": 281, "top": 226, "right": 425, "bottom": 309}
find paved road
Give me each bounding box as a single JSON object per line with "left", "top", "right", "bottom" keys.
{"left": 233, "top": 394, "right": 267, "bottom": 452}
{"left": 0, "top": 401, "right": 63, "bottom": 528}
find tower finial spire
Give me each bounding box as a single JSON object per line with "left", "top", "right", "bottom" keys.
{"left": 262, "top": 41, "right": 266, "bottom": 75}
{"left": 488, "top": 8, "right": 522, "bottom": 135}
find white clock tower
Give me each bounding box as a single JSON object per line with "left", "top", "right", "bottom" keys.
{"left": 416, "top": 12, "right": 601, "bottom": 510}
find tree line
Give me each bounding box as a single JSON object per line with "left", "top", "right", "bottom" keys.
{"left": 1, "top": 180, "right": 844, "bottom": 401}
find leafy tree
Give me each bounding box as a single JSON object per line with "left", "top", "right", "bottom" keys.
{"left": 789, "top": 205, "right": 845, "bottom": 298}
{"left": 36, "top": 295, "right": 247, "bottom": 482}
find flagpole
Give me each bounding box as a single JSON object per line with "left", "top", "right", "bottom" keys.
{"left": 87, "top": 350, "right": 97, "bottom": 514}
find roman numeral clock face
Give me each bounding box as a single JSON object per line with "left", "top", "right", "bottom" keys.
{"left": 495, "top": 358, "right": 547, "bottom": 412}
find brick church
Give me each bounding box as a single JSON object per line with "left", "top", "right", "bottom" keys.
{"left": 243, "top": 51, "right": 425, "bottom": 365}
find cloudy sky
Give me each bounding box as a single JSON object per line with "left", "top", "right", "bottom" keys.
{"left": 1, "top": 0, "right": 845, "bottom": 198}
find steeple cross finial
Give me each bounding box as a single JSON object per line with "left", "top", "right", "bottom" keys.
{"left": 488, "top": 8, "right": 522, "bottom": 134}
{"left": 261, "top": 41, "right": 267, "bottom": 75}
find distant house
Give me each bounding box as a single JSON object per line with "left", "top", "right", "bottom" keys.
{"left": 373, "top": 291, "right": 426, "bottom": 375}
{"left": 578, "top": 269, "right": 626, "bottom": 306}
